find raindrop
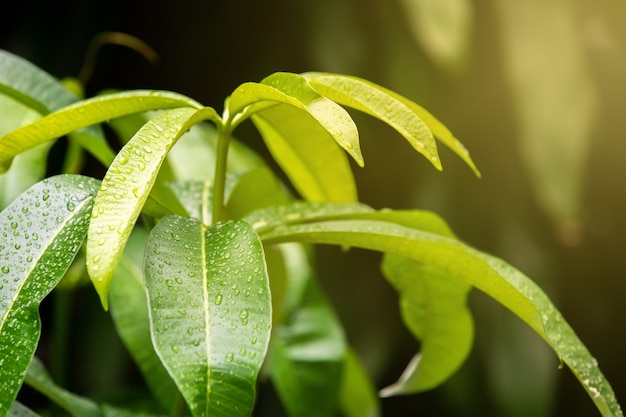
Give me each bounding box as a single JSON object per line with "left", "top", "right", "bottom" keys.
{"left": 251, "top": 336, "right": 257, "bottom": 345}
{"left": 171, "top": 233, "right": 181, "bottom": 241}
{"left": 21, "top": 207, "right": 28, "bottom": 213}
{"left": 1, "top": 266, "right": 9, "bottom": 274}
{"left": 14, "top": 244, "right": 21, "bottom": 250}
{"left": 10, "top": 222, "right": 17, "bottom": 229}
{"left": 166, "top": 279, "right": 174, "bottom": 287}
{"left": 171, "top": 346, "right": 179, "bottom": 353}
{"left": 225, "top": 353, "right": 234, "bottom": 362}
{"left": 215, "top": 293, "right": 223, "bottom": 305}
{"left": 66, "top": 202, "right": 75, "bottom": 211}
{"left": 175, "top": 277, "right": 183, "bottom": 284}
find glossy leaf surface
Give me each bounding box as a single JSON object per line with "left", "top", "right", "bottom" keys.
{"left": 257, "top": 211, "right": 621, "bottom": 417}
{"left": 87, "top": 107, "right": 215, "bottom": 308}
{"left": 267, "top": 243, "right": 346, "bottom": 417}
{"left": 379, "top": 254, "right": 473, "bottom": 395}
{"left": 0, "top": 175, "right": 99, "bottom": 416}
{"left": 144, "top": 216, "right": 271, "bottom": 417}
{"left": 252, "top": 104, "right": 357, "bottom": 203}
{"left": 304, "top": 72, "right": 480, "bottom": 176}
{"left": 0, "top": 90, "right": 204, "bottom": 172}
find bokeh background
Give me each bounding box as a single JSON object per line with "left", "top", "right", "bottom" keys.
{"left": 2, "top": 1, "right": 625, "bottom": 416}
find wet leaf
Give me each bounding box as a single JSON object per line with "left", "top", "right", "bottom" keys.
{"left": 0, "top": 90, "right": 205, "bottom": 173}
{"left": 0, "top": 175, "right": 99, "bottom": 416}
{"left": 86, "top": 107, "right": 215, "bottom": 309}
{"left": 255, "top": 206, "right": 622, "bottom": 417}
{"left": 304, "top": 72, "right": 481, "bottom": 176}
{"left": 144, "top": 216, "right": 271, "bottom": 417}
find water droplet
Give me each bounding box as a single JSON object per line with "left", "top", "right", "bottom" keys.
{"left": 224, "top": 252, "right": 231, "bottom": 259}
{"left": 10, "top": 222, "right": 17, "bottom": 229}
{"left": 225, "top": 353, "right": 234, "bottom": 362}
{"left": 166, "top": 279, "right": 173, "bottom": 287}
{"left": 21, "top": 207, "right": 28, "bottom": 213}
{"left": 171, "top": 346, "right": 179, "bottom": 353}
{"left": 175, "top": 277, "right": 183, "bottom": 284}
{"left": 240, "top": 310, "right": 249, "bottom": 319}
{"left": 132, "top": 188, "right": 142, "bottom": 198}
{"left": 215, "top": 293, "right": 223, "bottom": 305}
{"left": 66, "top": 202, "right": 75, "bottom": 211}
{"left": 171, "top": 233, "right": 181, "bottom": 241}
{"left": 1, "top": 266, "right": 9, "bottom": 274}
{"left": 251, "top": 336, "right": 257, "bottom": 345}
{"left": 14, "top": 243, "right": 21, "bottom": 250}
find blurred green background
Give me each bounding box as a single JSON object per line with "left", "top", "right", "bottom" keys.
{"left": 2, "top": 1, "right": 625, "bottom": 416}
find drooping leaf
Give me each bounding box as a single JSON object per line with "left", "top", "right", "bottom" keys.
{"left": 227, "top": 74, "right": 363, "bottom": 166}
{"left": 86, "top": 107, "right": 215, "bottom": 309}
{"left": 339, "top": 347, "right": 381, "bottom": 417}
{"left": 251, "top": 104, "right": 358, "bottom": 203}
{"left": 0, "top": 90, "right": 206, "bottom": 173}
{"left": 267, "top": 243, "right": 346, "bottom": 417}
{"left": 109, "top": 228, "right": 179, "bottom": 412}
{"left": 256, "top": 211, "right": 622, "bottom": 417}
{"left": 0, "top": 175, "right": 99, "bottom": 416}
{"left": 23, "top": 357, "right": 100, "bottom": 417}
{"left": 379, "top": 254, "right": 473, "bottom": 395}
{"left": 144, "top": 216, "right": 271, "bottom": 417}
{"left": 303, "top": 72, "right": 480, "bottom": 176}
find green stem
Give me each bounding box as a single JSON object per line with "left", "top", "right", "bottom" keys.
{"left": 211, "top": 123, "right": 232, "bottom": 224}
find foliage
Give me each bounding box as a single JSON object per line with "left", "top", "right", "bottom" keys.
{"left": 0, "top": 48, "right": 622, "bottom": 417}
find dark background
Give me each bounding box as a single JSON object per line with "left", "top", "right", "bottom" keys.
{"left": 3, "top": 1, "right": 625, "bottom": 416}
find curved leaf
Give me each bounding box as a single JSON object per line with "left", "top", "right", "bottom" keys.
{"left": 256, "top": 210, "right": 621, "bottom": 417}
{"left": 252, "top": 104, "right": 357, "bottom": 203}
{"left": 8, "top": 402, "right": 37, "bottom": 417}
{"left": 267, "top": 243, "right": 346, "bottom": 417}
{"left": 339, "top": 347, "right": 381, "bottom": 417}
{"left": 109, "top": 228, "right": 179, "bottom": 412}
{"left": 379, "top": 254, "right": 473, "bottom": 395}
{"left": 0, "top": 90, "right": 205, "bottom": 172}
{"left": 0, "top": 175, "right": 99, "bottom": 416}
{"left": 86, "top": 107, "right": 215, "bottom": 309}
{"left": 227, "top": 74, "right": 363, "bottom": 166}
{"left": 144, "top": 216, "right": 271, "bottom": 417}
{"left": 0, "top": 49, "right": 78, "bottom": 115}
{"left": 303, "top": 72, "right": 481, "bottom": 176}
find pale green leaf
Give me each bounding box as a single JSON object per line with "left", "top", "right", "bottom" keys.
{"left": 109, "top": 228, "right": 179, "bottom": 412}
{"left": 397, "top": 0, "right": 473, "bottom": 71}
{"left": 267, "top": 243, "right": 346, "bottom": 417}
{"left": 23, "top": 357, "right": 100, "bottom": 417}
{"left": 339, "top": 347, "right": 381, "bottom": 417}
{"left": 144, "top": 216, "right": 271, "bottom": 417}
{"left": 257, "top": 212, "right": 622, "bottom": 417}
{"left": 86, "top": 107, "right": 215, "bottom": 309}
{"left": 227, "top": 74, "right": 363, "bottom": 167}
{"left": 379, "top": 254, "right": 473, "bottom": 395}
{"left": 0, "top": 90, "right": 205, "bottom": 173}
{"left": 0, "top": 175, "right": 99, "bottom": 416}
{"left": 8, "top": 402, "right": 38, "bottom": 417}
{"left": 251, "top": 104, "right": 358, "bottom": 203}
{"left": 304, "top": 72, "right": 481, "bottom": 176}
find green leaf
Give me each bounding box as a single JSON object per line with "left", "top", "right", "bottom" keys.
{"left": 257, "top": 212, "right": 622, "bottom": 417}
{"left": 23, "top": 357, "right": 100, "bottom": 417}
{"left": 144, "top": 216, "right": 271, "bottom": 417}
{"left": 251, "top": 103, "right": 358, "bottom": 203}
{"left": 0, "top": 175, "right": 99, "bottom": 416}
{"left": 379, "top": 254, "right": 473, "bottom": 395}
{"left": 0, "top": 49, "right": 78, "bottom": 115}
{"left": 339, "top": 348, "right": 381, "bottom": 417}
{"left": 267, "top": 243, "right": 346, "bottom": 417}
{"left": 86, "top": 107, "right": 215, "bottom": 309}
{"left": 227, "top": 73, "right": 363, "bottom": 167}
{"left": 0, "top": 90, "right": 205, "bottom": 173}
{"left": 109, "top": 228, "right": 179, "bottom": 412}
{"left": 303, "top": 72, "right": 481, "bottom": 176}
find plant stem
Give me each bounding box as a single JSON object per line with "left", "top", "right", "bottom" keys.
{"left": 211, "top": 123, "right": 232, "bottom": 224}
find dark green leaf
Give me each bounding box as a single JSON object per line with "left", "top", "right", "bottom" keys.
{"left": 144, "top": 216, "right": 271, "bottom": 417}
{"left": 0, "top": 175, "right": 99, "bottom": 416}
{"left": 109, "top": 228, "right": 179, "bottom": 412}
{"left": 267, "top": 243, "right": 345, "bottom": 417}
